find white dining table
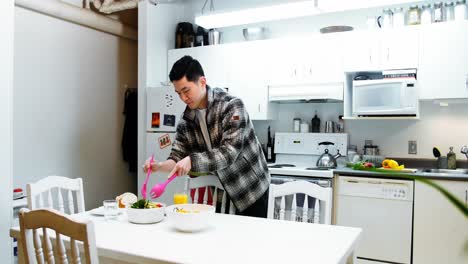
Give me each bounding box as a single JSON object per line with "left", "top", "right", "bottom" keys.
{"left": 11, "top": 210, "right": 361, "bottom": 264}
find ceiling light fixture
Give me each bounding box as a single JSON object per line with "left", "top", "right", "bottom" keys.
{"left": 195, "top": 0, "right": 321, "bottom": 29}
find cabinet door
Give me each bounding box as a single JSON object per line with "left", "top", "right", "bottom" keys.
{"left": 168, "top": 46, "right": 229, "bottom": 89}
{"left": 342, "top": 31, "right": 380, "bottom": 71}
{"left": 380, "top": 27, "right": 419, "bottom": 70}
{"left": 229, "top": 41, "right": 274, "bottom": 120}
{"left": 413, "top": 180, "right": 468, "bottom": 264}
{"left": 310, "top": 33, "right": 344, "bottom": 82}
{"left": 267, "top": 39, "right": 297, "bottom": 85}
{"left": 418, "top": 22, "right": 468, "bottom": 99}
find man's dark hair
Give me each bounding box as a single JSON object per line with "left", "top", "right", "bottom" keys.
{"left": 169, "top": 55, "right": 205, "bottom": 82}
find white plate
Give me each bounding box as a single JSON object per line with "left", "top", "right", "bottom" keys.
{"left": 89, "top": 206, "right": 124, "bottom": 216}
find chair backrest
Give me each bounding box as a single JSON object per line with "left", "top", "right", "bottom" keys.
{"left": 27, "top": 176, "right": 85, "bottom": 214}
{"left": 19, "top": 208, "right": 98, "bottom": 264}
{"left": 187, "top": 175, "right": 236, "bottom": 214}
{"left": 267, "top": 180, "right": 332, "bottom": 224}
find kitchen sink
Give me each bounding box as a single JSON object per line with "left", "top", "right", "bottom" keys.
{"left": 419, "top": 168, "right": 468, "bottom": 175}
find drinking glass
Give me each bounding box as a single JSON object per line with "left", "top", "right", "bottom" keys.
{"left": 103, "top": 199, "right": 118, "bottom": 221}
{"left": 174, "top": 192, "right": 189, "bottom": 204}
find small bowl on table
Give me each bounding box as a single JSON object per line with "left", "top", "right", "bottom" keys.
{"left": 166, "top": 204, "right": 215, "bottom": 232}
{"left": 127, "top": 202, "right": 165, "bottom": 224}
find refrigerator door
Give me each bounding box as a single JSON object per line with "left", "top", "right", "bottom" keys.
{"left": 146, "top": 86, "right": 186, "bottom": 132}
{"left": 143, "top": 132, "right": 187, "bottom": 206}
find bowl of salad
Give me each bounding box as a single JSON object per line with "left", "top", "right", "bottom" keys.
{"left": 166, "top": 204, "right": 215, "bottom": 232}
{"left": 127, "top": 199, "right": 165, "bottom": 224}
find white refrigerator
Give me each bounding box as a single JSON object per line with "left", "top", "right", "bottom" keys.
{"left": 143, "top": 86, "right": 187, "bottom": 206}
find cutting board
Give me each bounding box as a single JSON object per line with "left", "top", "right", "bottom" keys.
{"left": 375, "top": 167, "right": 418, "bottom": 173}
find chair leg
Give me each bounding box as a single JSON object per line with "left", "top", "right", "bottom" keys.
{"left": 17, "top": 238, "right": 25, "bottom": 264}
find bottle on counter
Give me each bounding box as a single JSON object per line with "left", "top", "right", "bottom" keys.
{"left": 267, "top": 126, "right": 273, "bottom": 162}
{"left": 311, "top": 111, "right": 321, "bottom": 133}
{"left": 447, "top": 146, "right": 457, "bottom": 169}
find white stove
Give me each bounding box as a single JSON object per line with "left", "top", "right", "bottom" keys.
{"left": 268, "top": 133, "right": 348, "bottom": 179}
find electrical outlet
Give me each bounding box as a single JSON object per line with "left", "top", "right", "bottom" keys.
{"left": 408, "top": 140, "right": 417, "bottom": 154}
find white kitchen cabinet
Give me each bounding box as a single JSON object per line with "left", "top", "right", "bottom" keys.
{"left": 269, "top": 35, "right": 344, "bottom": 85}
{"left": 413, "top": 180, "right": 468, "bottom": 264}
{"left": 418, "top": 21, "right": 468, "bottom": 100}
{"left": 168, "top": 45, "right": 230, "bottom": 89}
{"left": 168, "top": 42, "right": 277, "bottom": 120}
{"left": 379, "top": 27, "right": 419, "bottom": 70}
{"left": 343, "top": 31, "right": 381, "bottom": 71}
{"left": 343, "top": 27, "right": 419, "bottom": 71}
{"left": 228, "top": 41, "right": 278, "bottom": 120}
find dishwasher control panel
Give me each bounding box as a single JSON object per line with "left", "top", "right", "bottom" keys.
{"left": 338, "top": 176, "right": 413, "bottom": 201}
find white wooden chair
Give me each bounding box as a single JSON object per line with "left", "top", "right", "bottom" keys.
{"left": 267, "top": 180, "right": 333, "bottom": 224}
{"left": 27, "top": 176, "right": 85, "bottom": 214}
{"left": 19, "top": 208, "right": 98, "bottom": 264}
{"left": 187, "top": 175, "right": 236, "bottom": 214}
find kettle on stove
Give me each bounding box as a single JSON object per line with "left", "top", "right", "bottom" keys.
{"left": 316, "top": 141, "right": 342, "bottom": 169}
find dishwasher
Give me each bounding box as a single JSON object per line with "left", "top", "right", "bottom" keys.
{"left": 336, "top": 176, "right": 414, "bottom": 264}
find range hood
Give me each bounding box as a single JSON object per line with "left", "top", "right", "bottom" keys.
{"left": 268, "top": 82, "right": 343, "bottom": 103}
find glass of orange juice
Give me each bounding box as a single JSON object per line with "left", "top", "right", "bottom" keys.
{"left": 174, "top": 192, "right": 188, "bottom": 204}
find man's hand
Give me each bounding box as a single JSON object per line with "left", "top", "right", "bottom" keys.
{"left": 168, "top": 156, "right": 192, "bottom": 177}
{"left": 142, "top": 157, "right": 160, "bottom": 173}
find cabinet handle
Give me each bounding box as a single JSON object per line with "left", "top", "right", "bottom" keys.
{"left": 465, "top": 190, "right": 467, "bottom": 207}
{"left": 387, "top": 48, "right": 390, "bottom": 62}
{"left": 258, "top": 104, "right": 261, "bottom": 112}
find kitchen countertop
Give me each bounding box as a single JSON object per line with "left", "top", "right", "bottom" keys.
{"left": 333, "top": 167, "right": 468, "bottom": 181}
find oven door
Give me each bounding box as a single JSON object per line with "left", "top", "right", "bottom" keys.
{"left": 270, "top": 175, "right": 332, "bottom": 222}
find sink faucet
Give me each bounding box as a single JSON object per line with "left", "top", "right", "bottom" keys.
{"left": 461, "top": 146, "right": 468, "bottom": 160}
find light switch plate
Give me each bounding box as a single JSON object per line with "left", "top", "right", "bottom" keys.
{"left": 408, "top": 140, "right": 417, "bottom": 155}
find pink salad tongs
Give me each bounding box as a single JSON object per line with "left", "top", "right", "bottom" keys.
{"left": 150, "top": 172, "right": 178, "bottom": 199}
{"left": 141, "top": 154, "right": 154, "bottom": 200}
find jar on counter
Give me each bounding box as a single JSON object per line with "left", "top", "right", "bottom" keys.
{"left": 378, "top": 8, "right": 394, "bottom": 28}
{"left": 421, "top": 4, "right": 433, "bottom": 24}
{"left": 394, "top": 7, "right": 405, "bottom": 27}
{"left": 455, "top": 0, "right": 468, "bottom": 21}
{"left": 445, "top": 2, "right": 455, "bottom": 21}
{"left": 407, "top": 5, "right": 421, "bottom": 25}
{"left": 434, "top": 2, "right": 445, "bottom": 22}
{"left": 293, "top": 118, "right": 301, "bottom": 133}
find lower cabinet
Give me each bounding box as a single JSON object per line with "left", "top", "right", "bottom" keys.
{"left": 413, "top": 180, "right": 468, "bottom": 264}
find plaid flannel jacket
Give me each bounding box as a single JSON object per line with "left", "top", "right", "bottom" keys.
{"left": 168, "top": 86, "right": 270, "bottom": 212}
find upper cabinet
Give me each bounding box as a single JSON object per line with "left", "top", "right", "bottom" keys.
{"left": 168, "top": 45, "right": 230, "bottom": 89}
{"left": 343, "top": 27, "right": 419, "bottom": 72}
{"left": 228, "top": 41, "right": 278, "bottom": 120}
{"left": 268, "top": 34, "right": 344, "bottom": 85}
{"left": 168, "top": 42, "right": 278, "bottom": 120}
{"left": 418, "top": 21, "right": 468, "bottom": 100}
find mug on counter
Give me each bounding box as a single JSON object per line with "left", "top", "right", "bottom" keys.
{"left": 325, "top": 121, "right": 335, "bottom": 133}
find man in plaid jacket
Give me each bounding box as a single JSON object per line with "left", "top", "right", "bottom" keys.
{"left": 145, "top": 56, "right": 270, "bottom": 217}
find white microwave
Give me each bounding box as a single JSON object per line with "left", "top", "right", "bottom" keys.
{"left": 352, "top": 77, "right": 418, "bottom": 117}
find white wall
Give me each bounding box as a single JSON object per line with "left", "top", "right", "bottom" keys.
{"left": 14, "top": 6, "right": 138, "bottom": 210}
{"left": 0, "top": 0, "right": 14, "bottom": 262}
{"left": 180, "top": 0, "right": 468, "bottom": 160}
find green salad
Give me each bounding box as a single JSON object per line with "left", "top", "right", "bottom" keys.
{"left": 131, "top": 199, "right": 163, "bottom": 209}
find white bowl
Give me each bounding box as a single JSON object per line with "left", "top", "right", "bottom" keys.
{"left": 127, "top": 205, "right": 165, "bottom": 224}
{"left": 166, "top": 204, "right": 215, "bottom": 232}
